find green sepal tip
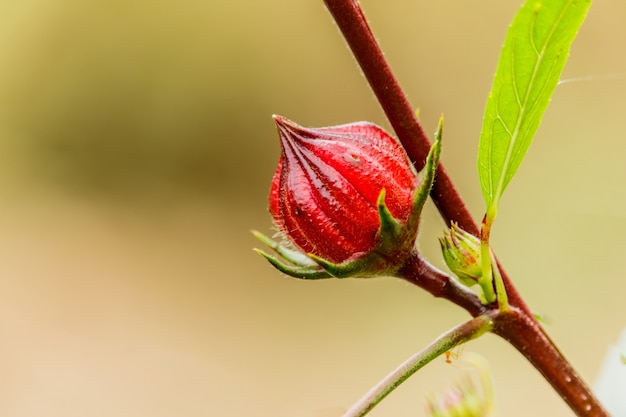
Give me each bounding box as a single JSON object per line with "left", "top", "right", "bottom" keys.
{"left": 252, "top": 230, "right": 317, "bottom": 267}
{"left": 306, "top": 253, "right": 366, "bottom": 278}
{"left": 252, "top": 231, "right": 332, "bottom": 279}
{"left": 377, "top": 189, "right": 402, "bottom": 237}
{"left": 408, "top": 116, "right": 443, "bottom": 233}
{"left": 253, "top": 248, "right": 332, "bottom": 280}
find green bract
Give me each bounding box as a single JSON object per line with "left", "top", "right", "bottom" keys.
{"left": 439, "top": 223, "right": 483, "bottom": 287}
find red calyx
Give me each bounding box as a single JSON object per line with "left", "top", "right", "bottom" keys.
{"left": 269, "top": 115, "right": 419, "bottom": 264}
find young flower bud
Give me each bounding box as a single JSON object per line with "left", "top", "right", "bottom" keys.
{"left": 439, "top": 222, "right": 483, "bottom": 287}
{"left": 254, "top": 115, "right": 443, "bottom": 279}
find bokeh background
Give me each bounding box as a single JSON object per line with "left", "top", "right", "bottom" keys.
{"left": 0, "top": 1, "right": 623, "bottom": 416}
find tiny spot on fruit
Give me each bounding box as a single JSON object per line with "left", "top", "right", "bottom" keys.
{"left": 344, "top": 152, "right": 361, "bottom": 165}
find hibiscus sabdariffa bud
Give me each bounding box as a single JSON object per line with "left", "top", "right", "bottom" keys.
{"left": 253, "top": 115, "right": 443, "bottom": 279}
{"left": 439, "top": 222, "right": 483, "bottom": 287}
{"left": 439, "top": 223, "right": 500, "bottom": 304}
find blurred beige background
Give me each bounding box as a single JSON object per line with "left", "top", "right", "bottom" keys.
{"left": 0, "top": 0, "right": 623, "bottom": 416}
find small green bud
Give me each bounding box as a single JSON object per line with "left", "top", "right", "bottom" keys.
{"left": 439, "top": 222, "right": 483, "bottom": 287}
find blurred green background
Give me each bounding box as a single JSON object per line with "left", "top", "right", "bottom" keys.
{"left": 0, "top": 1, "right": 624, "bottom": 416}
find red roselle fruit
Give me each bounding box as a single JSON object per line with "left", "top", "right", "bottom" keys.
{"left": 253, "top": 115, "right": 442, "bottom": 279}
{"left": 270, "top": 115, "right": 418, "bottom": 263}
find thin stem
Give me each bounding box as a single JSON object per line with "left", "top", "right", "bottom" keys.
{"left": 342, "top": 315, "right": 494, "bottom": 417}
{"left": 479, "top": 212, "right": 495, "bottom": 304}
{"left": 491, "top": 253, "right": 509, "bottom": 311}
{"left": 478, "top": 241, "right": 496, "bottom": 304}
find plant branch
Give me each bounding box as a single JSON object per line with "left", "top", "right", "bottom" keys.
{"left": 342, "top": 315, "right": 494, "bottom": 417}
{"left": 398, "top": 256, "right": 605, "bottom": 415}
{"left": 396, "top": 252, "right": 487, "bottom": 318}
{"left": 321, "top": 1, "right": 609, "bottom": 416}
{"left": 492, "top": 309, "right": 608, "bottom": 416}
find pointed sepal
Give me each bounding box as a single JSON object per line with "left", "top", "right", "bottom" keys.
{"left": 306, "top": 253, "right": 365, "bottom": 278}
{"left": 253, "top": 249, "right": 332, "bottom": 279}
{"left": 407, "top": 116, "right": 443, "bottom": 234}
{"left": 252, "top": 230, "right": 318, "bottom": 267}
{"left": 252, "top": 230, "right": 332, "bottom": 279}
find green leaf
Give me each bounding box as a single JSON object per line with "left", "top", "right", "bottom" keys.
{"left": 477, "top": 0, "right": 591, "bottom": 211}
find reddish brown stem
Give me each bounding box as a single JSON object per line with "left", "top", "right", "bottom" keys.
{"left": 397, "top": 252, "right": 487, "bottom": 318}
{"left": 492, "top": 309, "right": 608, "bottom": 416}
{"left": 321, "top": 0, "right": 609, "bottom": 416}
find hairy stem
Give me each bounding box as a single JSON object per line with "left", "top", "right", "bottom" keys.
{"left": 342, "top": 315, "right": 494, "bottom": 417}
